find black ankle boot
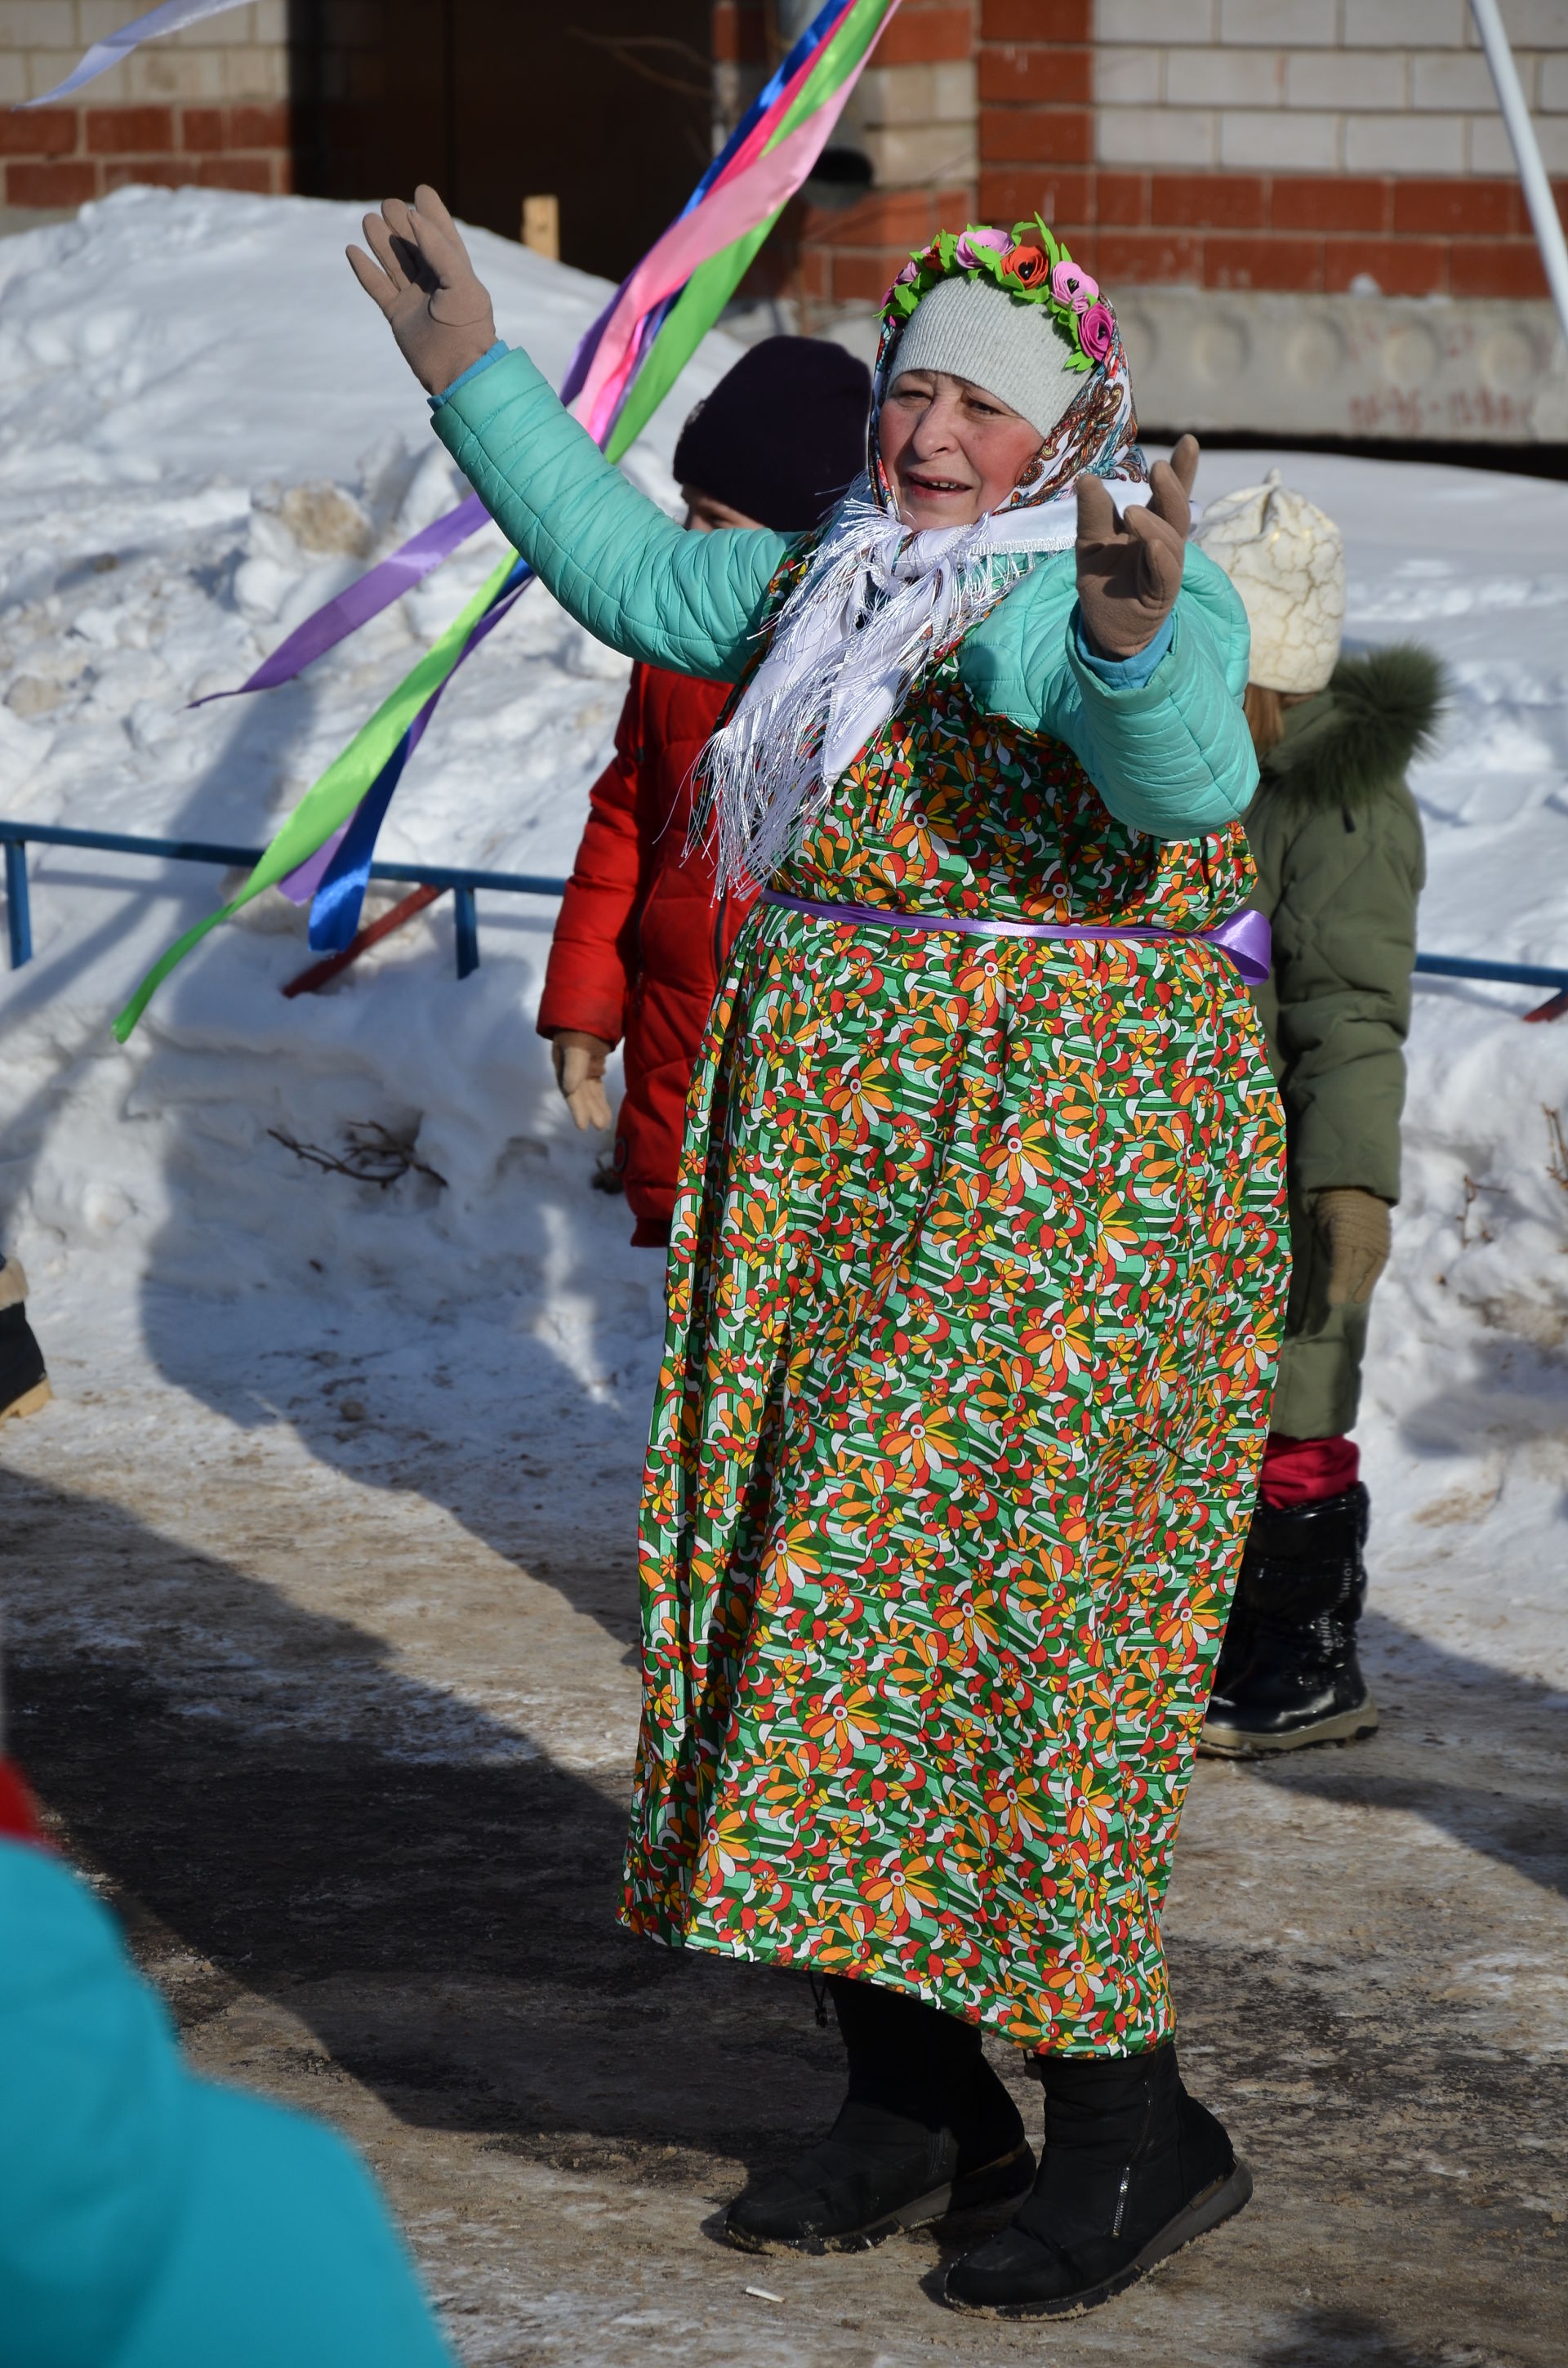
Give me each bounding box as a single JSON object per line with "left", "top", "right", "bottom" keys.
{"left": 724, "top": 1977, "right": 1033, "bottom": 2254}
{"left": 943, "top": 2045, "right": 1250, "bottom": 2316}
{"left": 1203, "top": 1483, "right": 1379, "bottom": 1756}
{"left": 0, "top": 1260, "right": 48, "bottom": 1425}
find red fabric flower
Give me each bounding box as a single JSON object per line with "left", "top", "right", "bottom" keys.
{"left": 1000, "top": 243, "right": 1050, "bottom": 288}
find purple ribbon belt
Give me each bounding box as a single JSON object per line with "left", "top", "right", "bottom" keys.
{"left": 760, "top": 890, "right": 1272, "bottom": 986}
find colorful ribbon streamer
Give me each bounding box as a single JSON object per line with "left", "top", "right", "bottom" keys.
{"left": 114, "top": 0, "right": 904, "bottom": 1034}
{"left": 20, "top": 0, "right": 253, "bottom": 109}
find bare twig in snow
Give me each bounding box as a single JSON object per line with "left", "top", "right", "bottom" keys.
{"left": 269, "top": 1122, "right": 447, "bottom": 1190}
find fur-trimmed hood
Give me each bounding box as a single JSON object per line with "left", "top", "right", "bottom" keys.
{"left": 1258, "top": 642, "right": 1447, "bottom": 811}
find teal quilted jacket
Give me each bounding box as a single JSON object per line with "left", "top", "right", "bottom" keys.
{"left": 432, "top": 347, "right": 1258, "bottom": 841}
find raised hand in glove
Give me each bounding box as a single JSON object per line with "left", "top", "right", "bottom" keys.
{"left": 1075, "top": 433, "right": 1200, "bottom": 660}
{"left": 552, "top": 1032, "right": 613, "bottom": 1133}
{"left": 1316, "top": 1188, "right": 1392, "bottom": 1308}
{"left": 347, "top": 185, "right": 497, "bottom": 395}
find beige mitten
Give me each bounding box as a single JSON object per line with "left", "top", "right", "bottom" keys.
{"left": 552, "top": 1032, "right": 613, "bottom": 1132}
{"left": 1075, "top": 434, "right": 1199, "bottom": 659}
{"left": 347, "top": 185, "right": 497, "bottom": 395}
{"left": 1316, "top": 1188, "right": 1392, "bottom": 1307}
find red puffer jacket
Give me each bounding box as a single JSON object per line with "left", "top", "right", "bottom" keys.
{"left": 537, "top": 662, "right": 755, "bottom": 1246}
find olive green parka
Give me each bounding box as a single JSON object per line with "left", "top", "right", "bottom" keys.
{"left": 1246, "top": 644, "right": 1443, "bottom": 1438}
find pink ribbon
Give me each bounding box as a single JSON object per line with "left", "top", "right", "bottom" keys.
{"left": 572, "top": 97, "right": 856, "bottom": 444}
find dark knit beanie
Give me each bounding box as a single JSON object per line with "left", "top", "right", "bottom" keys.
{"left": 672, "top": 334, "right": 871, "bottom": 533}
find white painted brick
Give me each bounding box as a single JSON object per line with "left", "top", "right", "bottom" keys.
{"left": 1218, "top": 106, "right": 1338, "bottom": 167}
{"left": 1344, "top": 0, "right": 1464, "bottom": 40}
{"left": 0, "top": 51, "right": 28, "bottom": 100}
{"left": 1469, "top": 109, "right": 1568, "bottom": 170}
{"left": 1497, "top": 0, "right": 1568, "bottom": 47}
{"left": 933, "top": 60, "right": 976, "bottom": 123}
{"left": 1343, "top": 111, "right": 1466, "bottom": 172}
{"left": 221, "top": 43, "right": 287, "bottom": 99}
{"left": 1098, "top": 103, "right": 1218, "bottom": 164}
{"left": 120, "top": 47, "right": 227, "bottom": 99}
{"left": 1217, "top": 0, "right": 1335, "bottom": 47}
{"left": 254, "top": 0, "right": 288, "bottom": 40}
{"left": 861, "top": 124, "right": 976, "bottom": 184}
{"left": 1095, "top": 0, "right": 1216, "bottom": 44}
{"left": 1414, "top": 50, "right": 1521, "bottom": 109}
{"left": 1166, "top": 45, "right": 1285, "bottom": 107}
{"left": 78, "top": 0, "right": 147, "bottom": 38}
{"left": 0, "top": 2, "right": 75, "bottom": 47}
{"left": 1540, "top": 51, "right": 1568, "bottom": 107}
{"left": 1095, "top": 47, "right": 1163, "bottom": 106}
{"left": 1286, "top": 48, "right": 1405, "bottom": 108}
{"left": 189, "top": 5, "right": 260, "bottom": 44}
{"left": 24, "top": 46, "right": 95, "bottom": 98}
{"left": 858, "top": 65, "right": 928, "bottom": 125}
{"left": 859, "top": 62, "right": 975, "bottom": 127}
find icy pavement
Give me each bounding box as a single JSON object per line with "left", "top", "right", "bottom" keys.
{"left": 1, "top": 189, "right": 1566, "bottom": 2361}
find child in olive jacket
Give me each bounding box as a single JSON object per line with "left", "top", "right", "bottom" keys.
{"left": 1193, "top": 473, "right": 1442, "bottom": 1755}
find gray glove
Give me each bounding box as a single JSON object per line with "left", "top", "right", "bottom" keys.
{"left": 1075, "top": 434, "right": 1199, "bottom": 660}
{"left": 347, "top": 185, "right": 497, "bottom": 397}
{"left": 1317, "top": 1188, "right": 1392, "bottom": 1307}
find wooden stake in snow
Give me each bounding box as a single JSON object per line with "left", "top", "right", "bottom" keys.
{"left": 1470, "top": 0, "right": 1568, "bottom": 350}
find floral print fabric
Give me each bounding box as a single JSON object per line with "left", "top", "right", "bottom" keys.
{"left": 620, "top": 636, "right": 1287, "bottom": 2056}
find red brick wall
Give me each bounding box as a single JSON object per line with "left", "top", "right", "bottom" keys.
{"left": 973, "top": 0, "right": 1566, "bottom": 301}
{"left": 0, "top": 103, "right": 292, "bottom": 212}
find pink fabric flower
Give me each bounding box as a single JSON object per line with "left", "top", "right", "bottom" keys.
{"left": 954, "top": 226, "right": 1011, "bottom": 268}
{"left": 1051, "top": 260, "right": 1098, "bottom": 314}
{"left": 1079, "top": 300, "right": 1115, "bottom": 362}
{"left": 894, "top": 259, "right": 920, "bottom": 286}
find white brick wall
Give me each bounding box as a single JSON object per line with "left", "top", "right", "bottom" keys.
{"left": 0, "top": 1, "right": 287, "bottom": 107}
{"left": 1094, "top": 0, "right": 1568, "bottom": 176}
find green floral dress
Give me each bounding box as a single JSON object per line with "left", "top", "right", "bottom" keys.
{"left": 620, "top": 624, "right": 1287, "bottom": 2057}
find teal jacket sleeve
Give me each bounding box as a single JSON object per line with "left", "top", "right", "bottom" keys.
{"left": 430, "top": 346, "right": 793, "bottom": 682}
{"left": 961, "top": 543, "right": 1258, "bottom": 841}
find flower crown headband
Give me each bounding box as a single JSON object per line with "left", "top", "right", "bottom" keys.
{"left": 884, "top": 217, "right": 1113, "bottom": 372}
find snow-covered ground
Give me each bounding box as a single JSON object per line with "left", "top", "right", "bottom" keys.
{"left": 1, "top": 181, "right": 1566, "bottom": 1725}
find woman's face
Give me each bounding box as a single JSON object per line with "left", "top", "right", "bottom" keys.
{"left": 878, "top": 369, "right": 1045, "bottom": 531}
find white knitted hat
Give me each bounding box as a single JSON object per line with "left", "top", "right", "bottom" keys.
{"left": 1190, "top": 469, "right": 1345, "bottom": 694}
{"left": 890, "top": 273, "right": 1082, "bottom": 436}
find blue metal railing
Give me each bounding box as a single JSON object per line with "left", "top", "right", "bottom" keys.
{"left": 0, "top": 820, "right": 568, "bottom": 979}
{"left": 4, "top": 819, "right": 1567, "bottom": 1008}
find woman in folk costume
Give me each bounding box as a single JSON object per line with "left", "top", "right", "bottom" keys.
{"left": 350, "top": 190, "right": 1287, "bottom": 2319}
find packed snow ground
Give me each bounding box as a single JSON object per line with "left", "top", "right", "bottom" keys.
{"left": 2, "top": 185, "right": 1566, "bottom": 2366}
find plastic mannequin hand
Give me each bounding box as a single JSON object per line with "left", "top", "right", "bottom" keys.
{"left": 1075, "top": 434, "right": 1199, "bottom": 661}
{"left": 552, "top": 1032, "right": 613, "bottom": 1132}
{"left": 347, "top": 185, "right": 497, "bottom": 395}
{"left": 1316, "top": 1188, "right": 1392, "bottom": 1307}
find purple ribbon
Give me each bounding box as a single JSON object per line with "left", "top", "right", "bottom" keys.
{"left": 760, "top": 892, "right": 1273, "bottom": 985}
{"left": 190, "top": 497, "right": 490, "bottom": 707}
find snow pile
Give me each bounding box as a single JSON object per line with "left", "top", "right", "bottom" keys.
{"left": 0, "top": 185, "right": 1565, "bottom": 1704}
{"left": 0, "top": 185, "right": 747, "bottom": 1417}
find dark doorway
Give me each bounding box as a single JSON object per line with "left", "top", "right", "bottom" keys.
{"left": 288, "top": 1, "right": 713, "bottom": 283}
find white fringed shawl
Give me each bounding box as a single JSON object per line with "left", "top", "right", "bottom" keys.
{"left": 697, "top": 476, "right": 1151, "bottom": 893}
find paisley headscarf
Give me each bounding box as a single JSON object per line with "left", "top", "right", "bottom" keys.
{"left": 700, "top": 221, "right": 1149, "bottom": 891}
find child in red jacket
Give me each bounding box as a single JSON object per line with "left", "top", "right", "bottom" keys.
{"left": 537, "top": 336, "right": 871, "bottom": 1245}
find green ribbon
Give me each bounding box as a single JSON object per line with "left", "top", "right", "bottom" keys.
{"left": 112, "top": 550, "right": 515, "bottom": 1041}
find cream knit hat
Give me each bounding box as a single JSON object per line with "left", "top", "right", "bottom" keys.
{"left": 889, "top": 273, "right": 1082, "bottom": 436}
{"left": 1190, "top": 470, "right": 1345, "bottom": 694}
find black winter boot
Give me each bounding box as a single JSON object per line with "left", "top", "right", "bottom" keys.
{"left": 1202, "top": 1483, "right": 1378, "bottom": 1756}
{"left": 943, "top": 2044, "right": 1250, "bottom": 2317}
{"left": 0, "top": 1260, "right": 49, "bottom": 1424}
{"left": 724, "top": 1976, "right": 1033, "bottom": 2254}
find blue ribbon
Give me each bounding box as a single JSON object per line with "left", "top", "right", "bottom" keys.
{"left": 305, "top": 557, "right": 533, "bottom": 949}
